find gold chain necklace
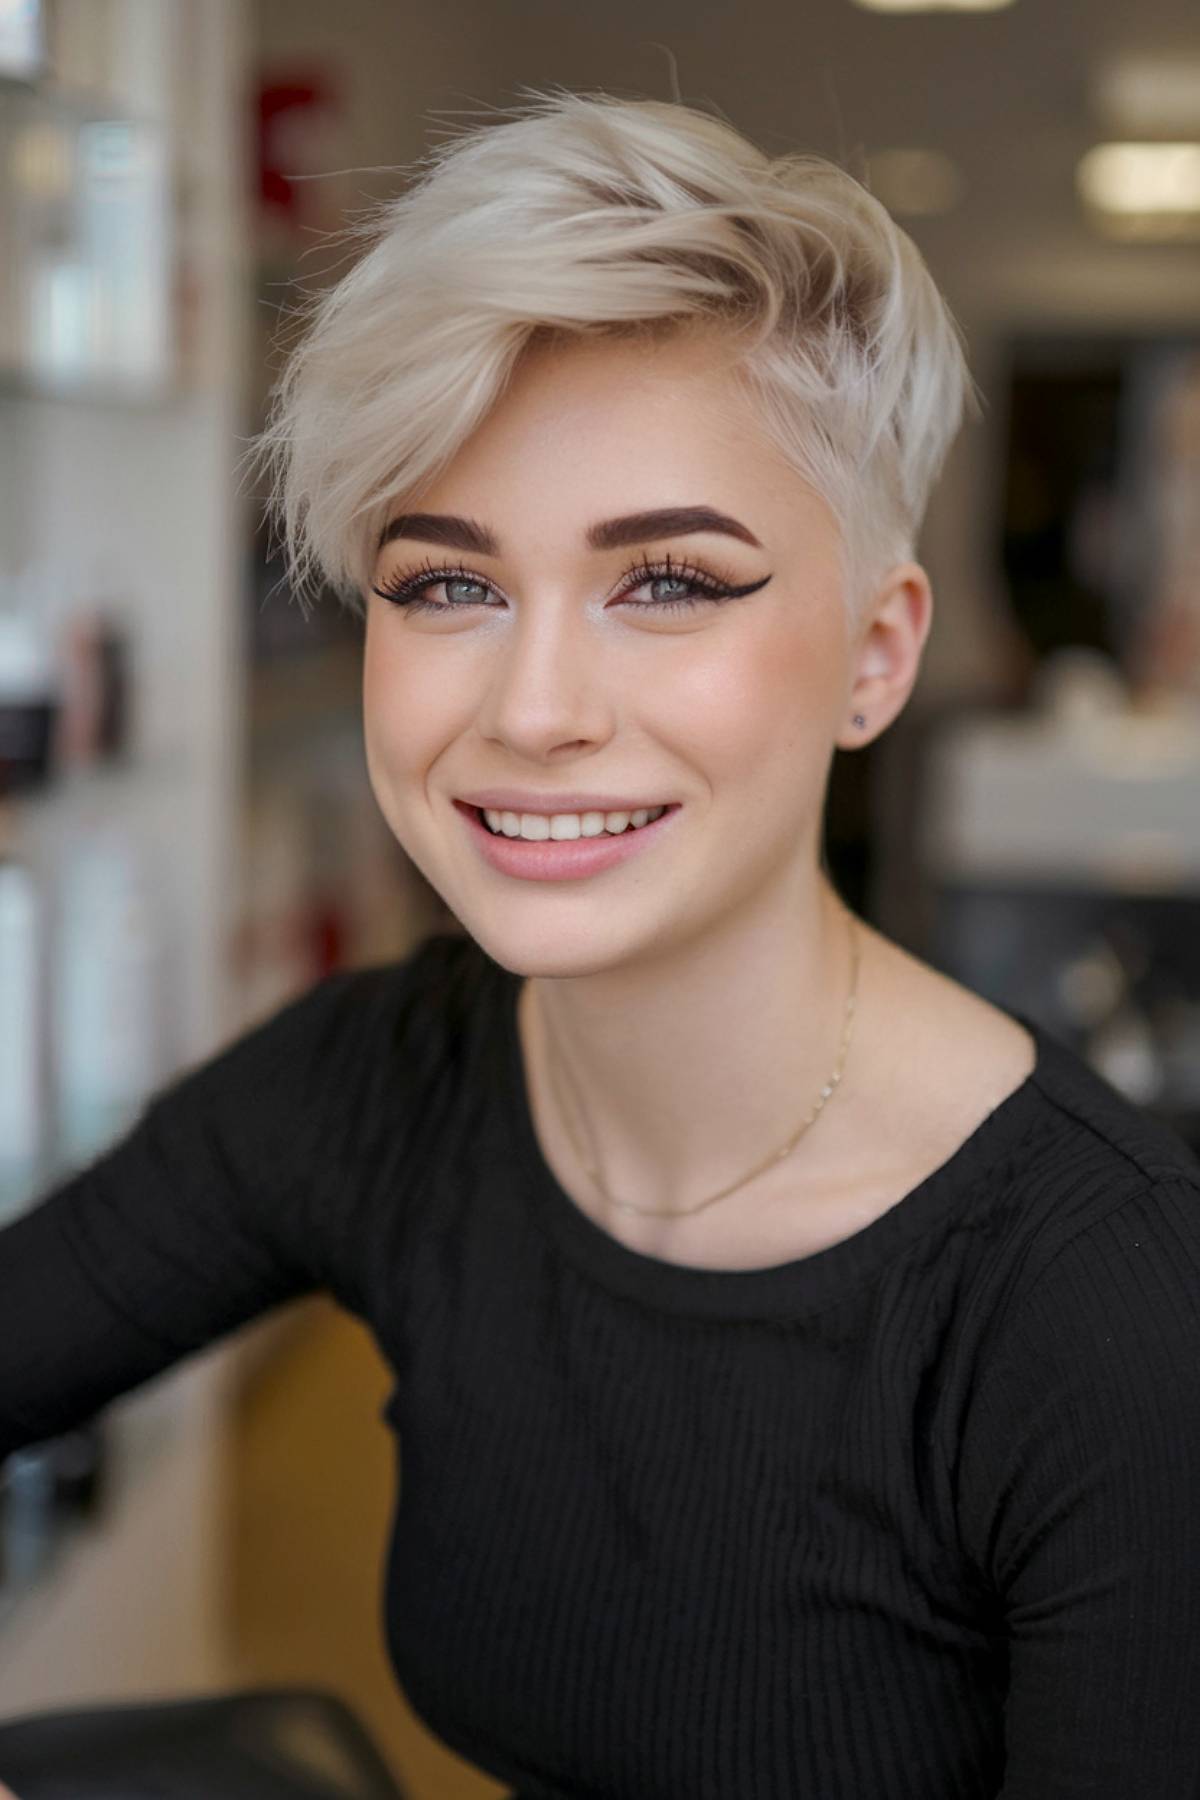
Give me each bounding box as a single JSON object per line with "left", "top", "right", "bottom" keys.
{"left": 538, "top": 905, "right": 862, "bottom": 1221}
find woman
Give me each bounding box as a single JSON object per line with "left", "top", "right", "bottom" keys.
{"left": 3, "top": 91, "right": 1199, "bottom": 1799}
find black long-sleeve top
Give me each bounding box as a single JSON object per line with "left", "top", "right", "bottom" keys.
{"left": 3, "top": 930, "right": 1200, "bottom": 1799}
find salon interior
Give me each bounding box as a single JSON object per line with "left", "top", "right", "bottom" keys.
{"left": 0, "top": 0, "right": 1198, "bottom": 1792}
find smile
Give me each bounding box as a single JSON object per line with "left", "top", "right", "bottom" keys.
{"left": 454, "top": 800, "right": 682, "bottom": 883}
{"left": 480, "top": 805, "right": 669, "bottom": 840}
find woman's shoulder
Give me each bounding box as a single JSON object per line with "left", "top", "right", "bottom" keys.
{"left": 854, "top": 925, "right": 1200, "bottom": 1337}
{"left": 935, "top": 982, "right": 1200, "bottom": 1292}
{"left": 939, "top": 1008, "right": 1200, "bottom": 1553}
{"left": 1032, "top": 1018, "right": 1200, "bottom": 1162}
{"left": 951, "top": 1059, "right": 1200, "bottom": 1622}
{"left": 863, "top": 922, "right": 1199, "bottom": 1222}
{"left": 954, "top": 1040, "right": 1200, "bottom": 1474}
{"left": 937, "top": 1003, "right": 1200, "bottom": 1384}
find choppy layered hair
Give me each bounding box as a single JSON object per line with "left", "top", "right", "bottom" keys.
{"left": 252, "top": 89, "right": 976, "bottom": 626}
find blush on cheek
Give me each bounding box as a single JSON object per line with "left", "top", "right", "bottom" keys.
{"left": 758, "top": 606, "right": 846, "bottom": 719}
{"left": 675, "top": 618, "right": 840, "bottom": 766}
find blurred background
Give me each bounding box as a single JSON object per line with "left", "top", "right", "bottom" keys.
{"left": 0, "top": 0, "right": 1197, "bottom": 1793}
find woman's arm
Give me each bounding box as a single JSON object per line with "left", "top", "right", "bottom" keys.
{"left": 0, "top": 965, "right": 372, "bottom": 1462}
{"left": 0, "top": 1099, "right": 308, "bottom": 1458}
{"left": 956, "top": 1174, "right": 1200, "bottom": 1796}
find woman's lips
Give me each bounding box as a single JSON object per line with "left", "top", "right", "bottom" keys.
{"left": 454, "top": 800, "right": 681, "bottom": 882}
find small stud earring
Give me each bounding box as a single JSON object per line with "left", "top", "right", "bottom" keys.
{"left": 853, "top": 713, "right": 866, "bottom": 729}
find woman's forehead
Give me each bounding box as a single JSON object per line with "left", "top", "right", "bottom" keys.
{"left": 405, "top": 338, "right": 818, "bottom": 541}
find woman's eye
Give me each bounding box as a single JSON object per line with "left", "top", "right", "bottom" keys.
{"left": 647, "top": 576, "right": 694, "bottom": 604}
{"left": 370, "top": 570, "right": 496, "bottom": 611}
{"left": 620, "top": 565, "right": 754, "bottom": 611}
{"left": 441, "top": 578, "right": 490, "bottom": 605}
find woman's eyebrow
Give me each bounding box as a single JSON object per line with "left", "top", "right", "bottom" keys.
{"left": 378, "top": 513, "right": 497, "bottom": 554}
{"left": 376, "top": 505, "right": 763, "bottom": 554}
{"left": 589, "top": 506, "right": 763, "bottom": 551}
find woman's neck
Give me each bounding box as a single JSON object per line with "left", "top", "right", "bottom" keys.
{"left": 519, "top": 874, "right": 863, "bottom": 1216}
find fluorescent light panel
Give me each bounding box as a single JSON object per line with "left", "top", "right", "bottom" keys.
{"left": 1079, "top": 143, "right": 1200, "bottom": 214}
{"left": 852, "top": 0, "right": 1014, "bottom": 12}
{"left": 1093, "top": 58, "right": 1200, "bottom": 136}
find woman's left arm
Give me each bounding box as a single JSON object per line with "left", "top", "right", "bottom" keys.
{"left": 957, "top": 1174, "right": 1200, "bottom": 1798}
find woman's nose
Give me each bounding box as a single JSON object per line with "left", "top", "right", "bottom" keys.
{"left": 474, "top": 606, "right": 617, "bottom": 760}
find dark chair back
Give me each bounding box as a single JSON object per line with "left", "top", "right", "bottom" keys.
{"left": 0, "top": 1687, "right": 408, "bottom": 1798}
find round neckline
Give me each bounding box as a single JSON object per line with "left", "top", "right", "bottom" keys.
{"left": 495, "top": 961, "right": 1058, "bottom": 1321}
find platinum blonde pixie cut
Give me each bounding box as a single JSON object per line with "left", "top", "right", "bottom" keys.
{"left": 254, "top": 89, "right": 976, "bottom": 625}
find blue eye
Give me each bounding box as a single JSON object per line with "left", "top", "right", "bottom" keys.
{"left": 618, "top": 552, "right": 771, "bottom": 609}
{"left": 441, "top": 577, "right": 491, "bottom": 606}
{"left": 644, "top": 576, "right": 698, "bottom": 604}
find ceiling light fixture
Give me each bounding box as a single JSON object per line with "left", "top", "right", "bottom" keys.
{"left": 1077, "top": 142, "right": 1200, "bottom": 240}
{"left": 851, "top": 0, "right": 1014, "bottom": 13}
{"left": 1093, "top": 57, "right": 1200, "bottom": 137}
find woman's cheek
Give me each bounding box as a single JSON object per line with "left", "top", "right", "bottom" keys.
{"left": 669, "top": 623, "right": 837, "bottom": 780}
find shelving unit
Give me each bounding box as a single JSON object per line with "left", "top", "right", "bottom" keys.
{"left": 0, "top": 0, "right": 254, "bottom": 1709}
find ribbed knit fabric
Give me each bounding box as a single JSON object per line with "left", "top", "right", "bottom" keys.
{"left": 3, "top": 930, "right": 1200, "bottom": 1799}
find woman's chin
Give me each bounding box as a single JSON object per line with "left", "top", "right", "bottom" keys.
{"left": 456, "top": 909, "right": 668, "bottom": 983}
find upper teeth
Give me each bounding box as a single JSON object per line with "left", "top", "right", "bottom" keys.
{"left": 482, "top": 806, "right": 668, "bottom": 840}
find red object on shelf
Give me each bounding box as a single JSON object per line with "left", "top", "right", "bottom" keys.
{"left": 255, "top": 73, "right": 342, "bottom": 227}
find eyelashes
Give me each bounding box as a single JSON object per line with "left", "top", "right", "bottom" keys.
{"left": 370, "top": 550, "right": 771, "bottom": 615}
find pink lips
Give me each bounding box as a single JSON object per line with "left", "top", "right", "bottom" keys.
{"left": 455, "top": 800, "right": 681, "bottom": 883}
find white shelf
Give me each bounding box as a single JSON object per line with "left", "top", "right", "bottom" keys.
{"left": 923, "top": 709, "right": 1200, "bottom": 893}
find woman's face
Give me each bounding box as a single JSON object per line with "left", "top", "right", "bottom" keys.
{"left": 363, "top": 326, "right": 913, "bottom": 977}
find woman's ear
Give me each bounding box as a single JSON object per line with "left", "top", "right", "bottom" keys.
{"left": 835, "top": 562, "right": 933, "bottom": 749}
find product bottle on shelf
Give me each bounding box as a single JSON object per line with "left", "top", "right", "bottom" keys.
{"left": 36, "top": 576, "right": 174, "bottom": 1173}
{"left": 52, "top": 819, "right": 169, "bottom": 1170}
